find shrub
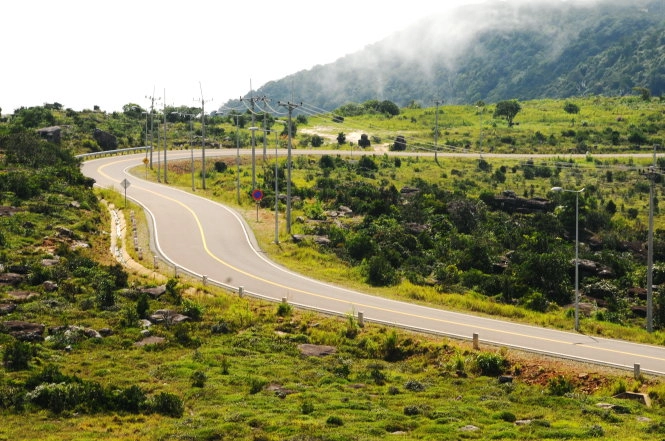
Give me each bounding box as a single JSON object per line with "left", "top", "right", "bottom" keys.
{"left": 404, "top": 379, "right": 425, "bottom": 392}
{"left": 276, "top": 302, "right": 292, "bottom": 317}
{"left": 326, "top": 415, "right": 344, "bottom": 426}
{"left": 496, "top": 410, "right": 517, "bottom": 422}
{"left": 181, "top": 299, "right": 203, "bottom": 321}
{"left": 114, "top": 385, "right": 146, "bottom": 413}
{"left": 248, "top": 377, "right": 267, "bottom": 394}
{"left": 214, "top": 161, "right": 227, "bottom": 172}
{"left": 149, "top": 392, "right": 184, "bottom": 417}
{"left": 547, "top": 375, "right": 574, "bottom": 396}
{"left": 191, "top": 370, "right": 207, "bottom": 388}
{"left": 403, "top": 405, "right": 421, "bottom": 416}
{"left": 301, "top": 401, "right": 314, "bottom": 415}
{"left": 475, "top": 352, "right": 508, "bottom": 376}
{"left": 3, "top": 339, "right": 34, "bottom": 371}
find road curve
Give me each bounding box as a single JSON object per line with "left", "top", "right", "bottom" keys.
{"left": 82, "top": 150, "right": 665, "bottom": 376}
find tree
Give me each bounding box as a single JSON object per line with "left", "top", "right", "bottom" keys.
{"left": 310, "top": 134, "right": 324, "bottom": 147}
{"left": 392, "top": 135, "right": 407, "bottom": 151}
{"left": 378, "top": 100, "right": 400, "bottom": 116}
{"left": 358, "top": 134, "right": 371, "bottom": 148}
{"left": 336, "top": 132, "right": 346, "bottom": 144}
{"left": 563, "top": 102, "right": 580, "bottom": 115}
{"left": 493, "top": 100, "right": 521, "bottom": 126}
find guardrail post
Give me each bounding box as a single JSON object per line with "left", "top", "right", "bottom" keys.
{"left": 238, "top": 286, "right": 244, "bottom": 297}
{"left": 174, "top": 265, "right": 178, "bottom": 278}
{"left": 473, "top": 333, "right": 479, "bottom": 350}
{"left": 281, "top": 297, "right": 287, "bottom": 304}
{"left": 153, "top": 255, "right": 158, "bottom": 269}
{"left": 358, "top": 311, "right": 364, "bottom": 327}
{"left": 634, "top": 363, "right": 641, "bottom": 379}
{"left": 202, "top": 275, "right": 207, "bottom": 285}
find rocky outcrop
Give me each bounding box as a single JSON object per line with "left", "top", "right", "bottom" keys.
{"left": 486, "top": 191, "right": 553, "bottom": 214}
{"left": 93, "top": 128, "right": 118, "bottom": 150}
{"left": 149, "top": 309, "right": 190, "bottom": 325}
{"left": 1, "top": 321, "right": 45, "bottom": 341}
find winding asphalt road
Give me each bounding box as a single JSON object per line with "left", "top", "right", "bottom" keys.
{"left": 81, "top": 150, "right": 665, "bottom": 376}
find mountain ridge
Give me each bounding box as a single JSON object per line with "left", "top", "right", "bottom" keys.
{"left": 223, "top": 0, "right": 665, "bottom": 111}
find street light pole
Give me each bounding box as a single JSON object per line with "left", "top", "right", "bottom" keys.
{"left": 552, "top": 186, "right": 585, "bottom": 332}
{"left": 235, "top": 115, "right": 241, "bottom": 204}
{"left": 274, "top": 129, "right": 279, "bottom": 244}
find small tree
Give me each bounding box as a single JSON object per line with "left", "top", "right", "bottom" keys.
{"left": 392, "top": 135, "right": 407, "bottom": 151}
{"left": 336, "top": 132, "right": 346, "bottom": 145}
{"left": 563, "top": 102, "right": 580, "bottom": 115}
{"left": 310, "top": 134, "right": 324, "bottom": 147}
{"left": 358, "top": 134, "right": 371, "bottom": 148}
{"left": 493, "top": 100, "right": 521, "bottom": 126}
{"left": 3, "top": 339, "right": 34, "bottom": 371}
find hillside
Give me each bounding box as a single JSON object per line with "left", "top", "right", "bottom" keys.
{"left": 226, "top": 0, "right": 665, "bottom": 110}
{"left": 3, "top": 99, "right": 665, "bottom": 438}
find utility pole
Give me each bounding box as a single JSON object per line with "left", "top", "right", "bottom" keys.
{"left": 646, "top": 144, "right": 659, "bottom": 332}
{"left": 434, "top": 100, "right": 442, "bottom": 163}
{"left": 163, "top": 88, "right": 167, "bottom": 183}
{"left": 277, "top": 101, "right": 302, "bottom": 234}
{"left": 240, "top": 91, "right": 263, "bottom": 190}
{"left": 196, "top": 82, "right": 212, "bottom": 190}
{"left": 145, "top": 89, "right": 161, "bottom": 169}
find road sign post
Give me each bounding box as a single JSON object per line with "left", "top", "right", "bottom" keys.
{"left": 252, "top": 189, "right": 264, "bottom": 222}
{"left": 120, "top": 178, "right": 131, "bottom": 208}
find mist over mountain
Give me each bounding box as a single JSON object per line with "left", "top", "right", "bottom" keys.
{"left": 224, "top": 0, "right": 665, "bottom": 111}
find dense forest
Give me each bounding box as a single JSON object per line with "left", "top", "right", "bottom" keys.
{"left": 227, "top": 0, "right": 665, "bottom": 111}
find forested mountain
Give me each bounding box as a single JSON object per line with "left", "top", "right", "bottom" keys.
{"left": 225, "top": 0, "right": 665, "bottom": 111}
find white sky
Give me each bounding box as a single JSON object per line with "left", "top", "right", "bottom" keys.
{"left": 0, "top": 0, "right": 588, "bottom": 114}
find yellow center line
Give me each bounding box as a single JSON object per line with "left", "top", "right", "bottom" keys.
{"left": 95, "top": 158, "right": 665, "bottom": 364}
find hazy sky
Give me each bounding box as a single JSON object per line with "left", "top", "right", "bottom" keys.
{"left": 1, "top": 0, "right": 592, "bottom": 114}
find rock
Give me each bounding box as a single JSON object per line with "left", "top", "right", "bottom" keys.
{"left": 0, "top": 273, "right": 25, "bottom": 285}
{"left": 498, "top": 375, "right": 513, "bottom": 383}
{"left": 37, "top": 126, "right": 61, "bottom": 143}
{"left": 98, "top": 328, "right": 113, "bottom": 337}
{"left": 141, "top": 285, "right": 166, "bottom": 298}
{"left": 93, "top": 128, "right": 118, "bottom": 150}
{"left": 1, "top": 320, "right": 45, "bottom": 341}
{"left": 7, "top": 291, "right": 39, "bottom": 302}
{"left": 55, "top": 226, "right": 75, "bottom": 238}
{"left": 515, "top": 420, "right": 532, "bottom": 426}
{"left": 149, "top": 309, "right": 190, "bottom": 325}
{"left": 460, "top": 425, "right": 480, "bottom": 432}
{"left": 613, "top": 392, "right": 651, "bottom": 407}
{"left": 291, "top": 234, "right": 331, "bottom": 246}
{"left": 82, "top": 328, "right": 102, "bottom": 339}
{"left": 43, "top": 280, "right": 58, "bottom": 292}
{"left": 134, "top": 336, "right": 166, "bottom": 347}
{"left": 0, "top": 303, "right": 17, "bottom": 315}
{"left": 41, "top": 258, "right": 60, "bottom": 267}
{"left": 138, "top": 319, "right": 152, "bottom": 328}
{"left": 298, "top": 344, "right": 337, "bottom": 357}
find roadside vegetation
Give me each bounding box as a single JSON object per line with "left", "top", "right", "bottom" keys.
{"left": 1, "top": 96, "right": 665, "bottom": 439}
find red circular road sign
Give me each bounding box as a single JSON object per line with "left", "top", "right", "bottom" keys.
{"left": 251, "top": 189, "right": 264, "bottom": 201}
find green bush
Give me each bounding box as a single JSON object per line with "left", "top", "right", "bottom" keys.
{"left": 326, "top": 415, "right": 344, "bottom": 426}
{"left": 149, "top": 392, "right": 184, "bottom": 417}
{"left": 191, "top": 370, "right": 207, "bottom": 388}
{"left": 495, "top": 410, "right": 517, "bottom": 422}
{"left": 475, "top": 352, "right": 508, "bottom": 376}
{"left": 301, "top": 401, "right": 314, "bottom": 415}
{"left": 547, "top": 375, "right": 574, "bottom": 396}
{"left": 404, "top": 379, "right": 425, "bottom": 392}
{"left": 2, "top": 339, "right": 34, "bottom": 371}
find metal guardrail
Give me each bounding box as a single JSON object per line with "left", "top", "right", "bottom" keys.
{"left": 76, "top": 146, "right": 150, "bottom": 159}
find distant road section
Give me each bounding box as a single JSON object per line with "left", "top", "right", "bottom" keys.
{"left": 82, "top": 150, "right": 665, "bottom": 376}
